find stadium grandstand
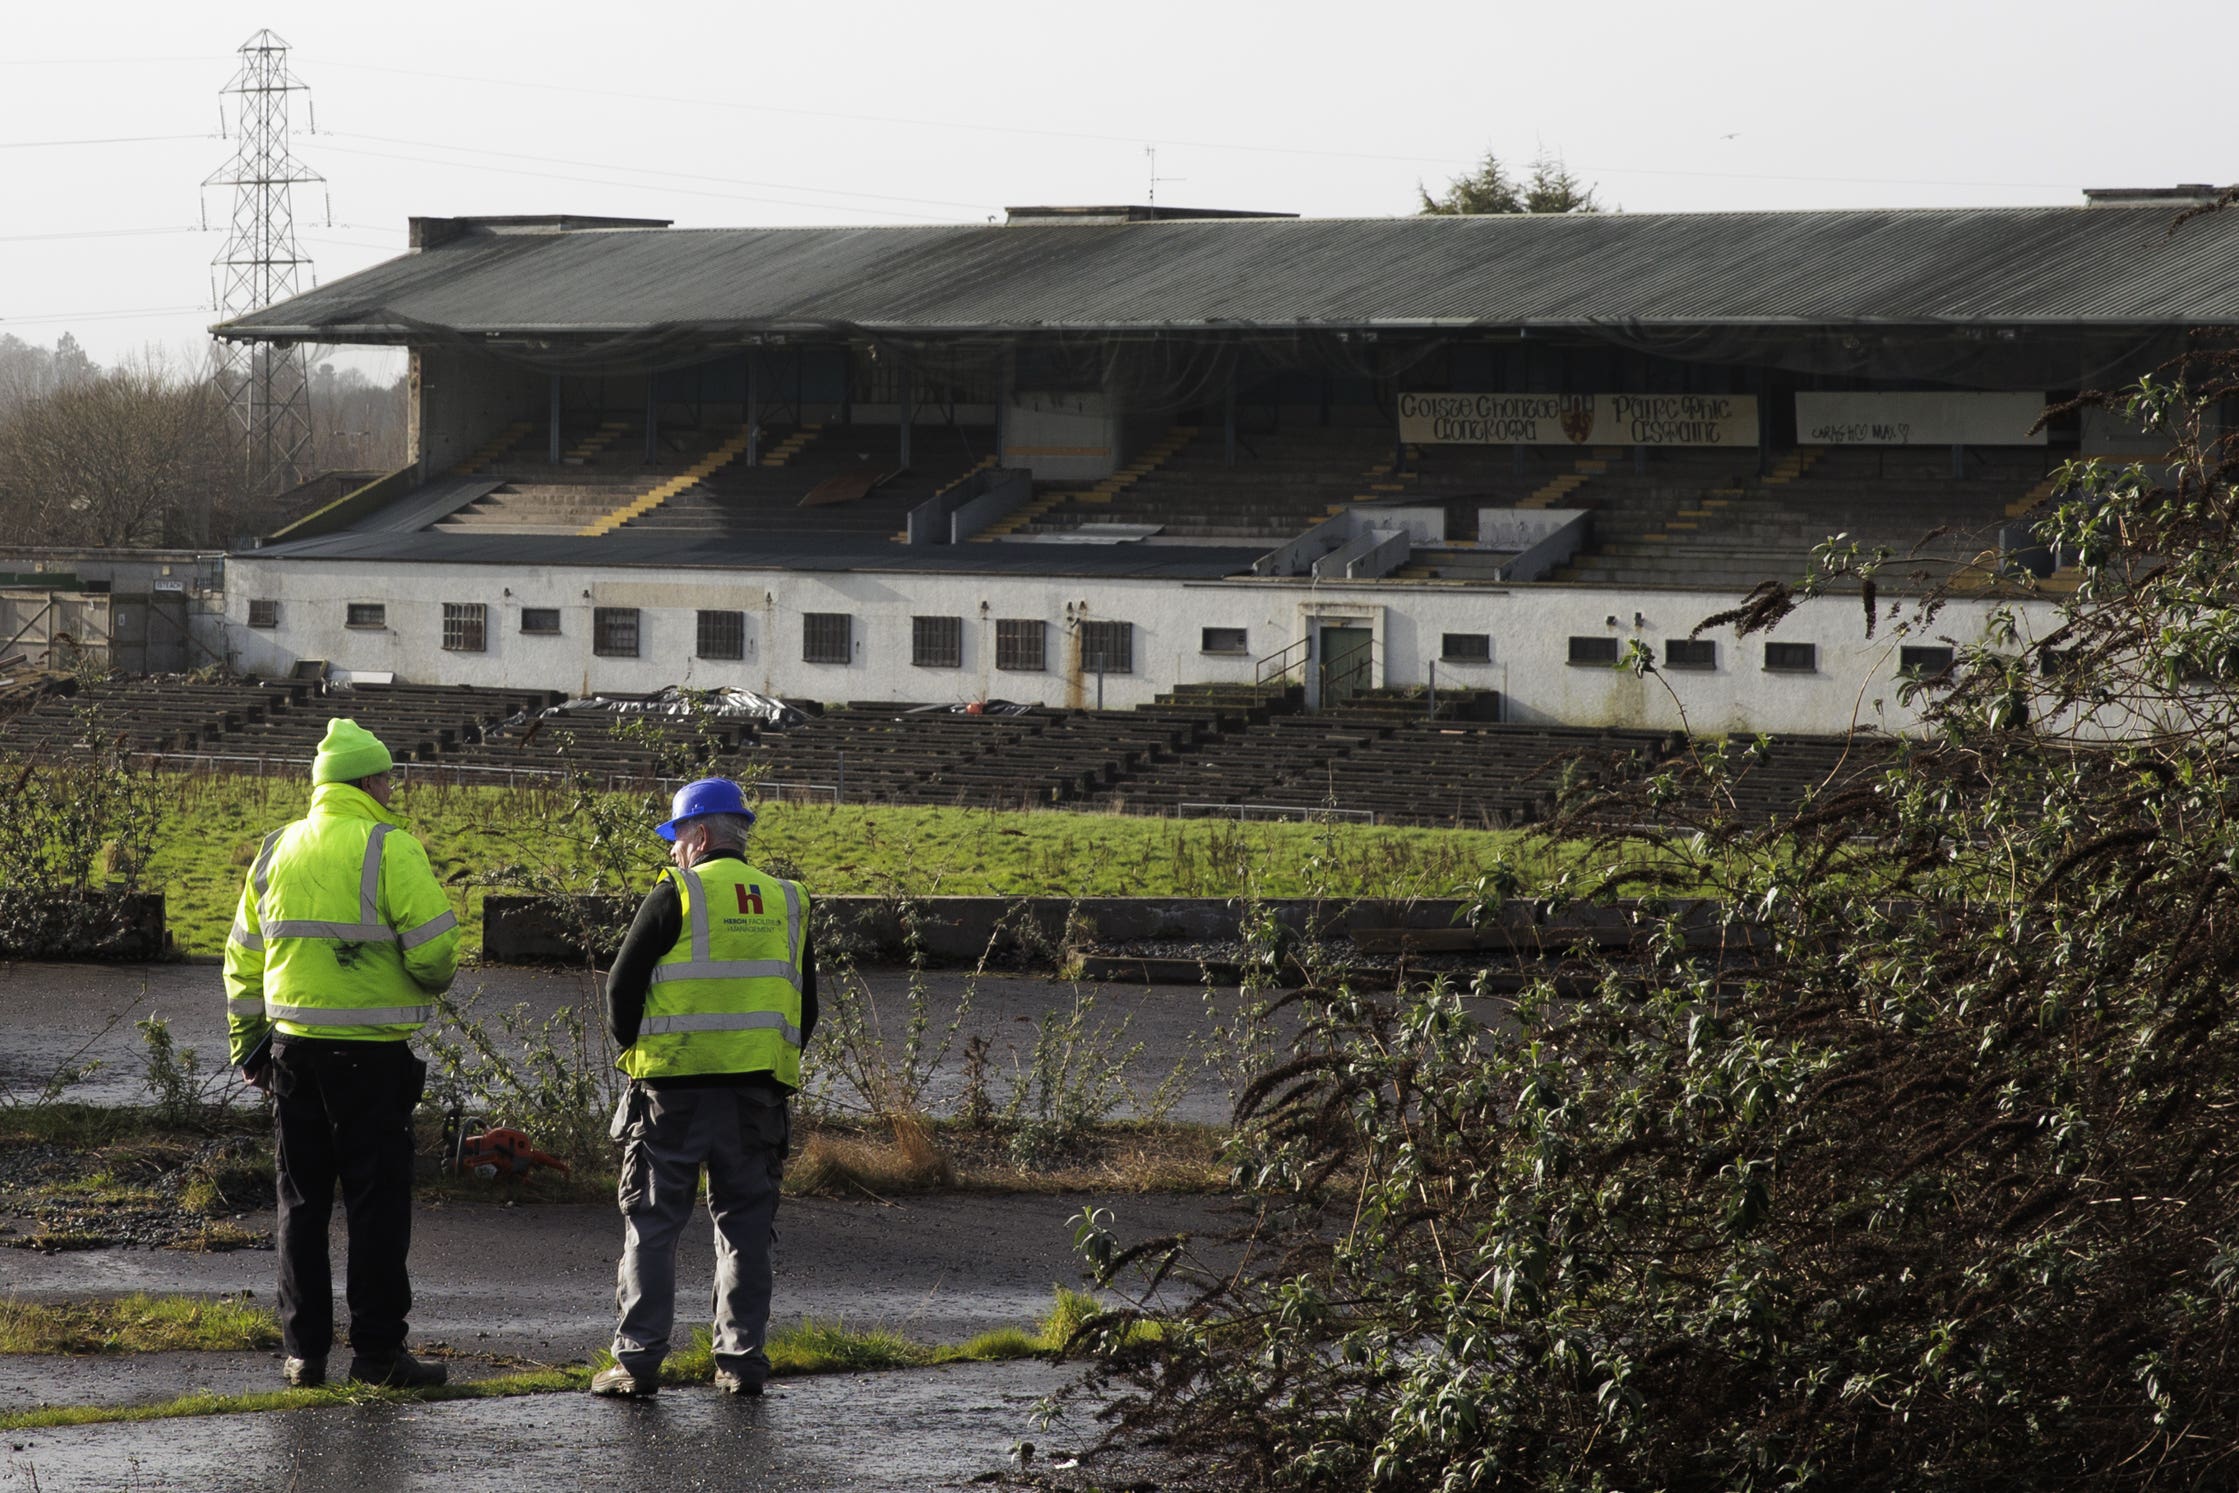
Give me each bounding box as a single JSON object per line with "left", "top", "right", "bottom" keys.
{"left": 199, "top": 189, "right": 2239, "bottom": 751}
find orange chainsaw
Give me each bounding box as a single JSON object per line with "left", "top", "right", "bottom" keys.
{"left": 456, "top": 1126, "right": 571, "bottom": 1179}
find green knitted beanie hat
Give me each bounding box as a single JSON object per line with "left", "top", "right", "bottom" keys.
{"left": 312, "top": 717, "right": 394, "bottom": 785}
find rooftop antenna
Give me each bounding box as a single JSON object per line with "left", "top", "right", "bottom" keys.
{"left": 1145, "top": 145, "right": 1185, "bottom": 206}
{"left": 204, "top": 29, "right": 326, "bottom": 496}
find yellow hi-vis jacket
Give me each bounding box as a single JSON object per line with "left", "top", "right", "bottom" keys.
{"left": 620, "top": 857, "right": 807, "bottom": 1086}
{"left": 221, "top": 782, "right": 461, "bottom": 1065}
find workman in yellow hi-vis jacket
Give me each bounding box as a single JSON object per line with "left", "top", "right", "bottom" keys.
{"left": 591, "top": 777, "right": 815, "bottom": 1400}
{"left": 223, "top": 718, "right": 460, "bottom": 1391}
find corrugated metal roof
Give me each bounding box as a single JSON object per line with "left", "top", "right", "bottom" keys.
{"left": 215, "top": 206, "right": 2239, "bottom": 342}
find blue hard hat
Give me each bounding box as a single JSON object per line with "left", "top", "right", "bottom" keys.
{"left": 656, "top": 777, "right": 756, "bottom": 841}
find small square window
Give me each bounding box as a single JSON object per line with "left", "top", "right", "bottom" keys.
{"left": 593, "top": 607, "right": 641, "bottom": 658}
{"left": 441, "top": 602, "right": 487, "bottom": 653}
{"left": 1201, "top": 626, "right": 1248, "bottom": 655}
{"left": 1080, "top": 620, "right": 1133, "bottom": 675}
{"left": 345, "top": 603, "right": 386, "bottom": 630}
{"left": 247, "top": 599, "right": 278, "bottom": 629}
{"left": 913, "top": 615, "right": 962, "bottom": 668}
{"left": 520, "top": 608, "right": 561, "bottom": 636}
{"left": 996, "top": 618, "right": 1047, "bottom": 672}
{"left": 1568, "top": 635, "right": 1619, "bottom": 666}
{"left": 1899, "top": 645, "right": 1954, "bottom": 677}
{"left": 697, "top": 609, "right": 746, "bottom": 661}
{"left": 1440, "top": 633, "right": 1491, "bottom": 663}
{"left": 1664, "top": 638, "right": 1716, "bottom": 670}
{"left": 1765, "top": 641, "right": 1818, "bottom": 673}
{"left": 804, "top": 612, "right": 852, "bottom": 665}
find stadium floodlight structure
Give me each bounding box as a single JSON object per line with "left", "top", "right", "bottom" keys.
{"left": 205, "top": 29, "right": 325, "bottom": 496}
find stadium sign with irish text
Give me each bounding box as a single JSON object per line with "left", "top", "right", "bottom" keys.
{"left": 1397, "top": 393, "right": 1759, "bottom": 447}
{"left": 1793, "top": 391, "right": 2047, "bottom": 446}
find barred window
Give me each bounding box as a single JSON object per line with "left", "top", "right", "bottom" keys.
{"left": 697, "top": 609, "right": 746, "bottom": 661}
{"left": 593, "top": 607, "right": 641, "bottom": 658}
{"left": 803, "top": 612, "right": 852, "bottom": 664}
{"left": 913, "top": 615, "right": 962, "bottom": 668}
{"left": 1201, "top": 626, "right": 1248, "bottom": 654}
{"left": 1440, "top": 632, "right": 1491, "bottom": 663}
{"left": 1900, "top": 644, "right": 1955, "bottom": 677}
{"left": 247, "top": 599, "right": 278, "bottom": 629}
{"left": 995, "top": 618, "right": 1046, "bottom": 672}
{"left": 1567, "top": 635, "right": 1619, "bottom": 666}
{"left": 441, "top": 602, "right": 487, "bottom": 653}
{"left": 1765, "top": 641, "right": 1818, "bottom": 673}
{"left": 520, "top": 607, "right": 561, "bottom": 635}
{"left": 345, "top": 603, "right": 385, "bottom": 629}
{"left": 1079, "top": 619, "right": 1133, "bottom": 674}
{"left": 1664, "top": 638, "right": 1716, "bottom": 670}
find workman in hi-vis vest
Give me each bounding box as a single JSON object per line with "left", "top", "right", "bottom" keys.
{"left": 592, "top": 777, "right": 816, "bottom": 1400}
{"left": 222, "top": 718, "right": 460, "bottom": 1391}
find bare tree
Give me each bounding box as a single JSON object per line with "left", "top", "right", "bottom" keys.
{"left": 0, "top": 352, "right": 245, "bottom": 547}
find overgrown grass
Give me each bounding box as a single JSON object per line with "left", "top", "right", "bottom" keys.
{"left": 150, "top": 773, "right": 1587, "bottom": 955}
{"left": 0, "top": 1293, "right": 278, "bottom": 1355}
{"left": 0, "top": 1289, "right": 1099, "bottom": 1431}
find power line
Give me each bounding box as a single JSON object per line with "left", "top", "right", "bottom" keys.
{"left": 0, "top": 225, "right": 207, "bottom": 244}
{"left": 0, "top": 133, "right": 212, "bottom": 150}
{"left": 311, "top": 141, "right": 962, "bottom": 222}
{"left": 324, "top": 130, "right": 1000, "bottom": 213}
{"left": 0, "top": 304, "right": 209, "bottom": 326}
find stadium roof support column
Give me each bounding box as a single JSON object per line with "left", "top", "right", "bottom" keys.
{"left": 900, "top": 365, "right": 913, "bottom": 470}
{"left": 645, "top": 382, "right": 657, "bottom": 463}
{"left": 548, "top": 376, "right": 561, "bottom": 465}
{"left": 746, "top": 351, "right": 759, "bottom": 467}
{"left": 1225, "top": 364, "right": 1237, "bottom": 468}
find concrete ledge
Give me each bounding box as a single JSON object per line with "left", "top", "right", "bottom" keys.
{"left": 479, "top": 893, "right": 1750, "bottom": 966}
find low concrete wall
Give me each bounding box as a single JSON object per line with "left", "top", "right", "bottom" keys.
{"left": 479, "top": 893, "right": 1745, "bottom": 966}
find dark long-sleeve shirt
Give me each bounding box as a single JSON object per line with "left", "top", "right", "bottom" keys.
{"left": 604, "top": 850, "right": 816, "bottom": 1091}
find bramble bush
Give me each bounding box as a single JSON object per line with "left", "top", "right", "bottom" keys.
{"left": 1072, "top": 337, "right": 2239, "bottom": 1490}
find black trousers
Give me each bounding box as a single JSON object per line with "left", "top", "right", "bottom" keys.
{"left": 271, "top": 1036, "right": 425, "bottom": 1361}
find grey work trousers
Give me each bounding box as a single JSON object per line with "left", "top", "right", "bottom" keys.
{"left": 610, "top": 1082, "right": 790, "bottom": 1383}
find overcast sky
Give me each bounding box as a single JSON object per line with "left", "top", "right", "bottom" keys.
{"left": 4, "top": 0, "right": 2233, "bottom": 369}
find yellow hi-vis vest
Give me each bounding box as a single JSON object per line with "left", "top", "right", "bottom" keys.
{"left": 620, "top": 857, "right": 806, "bottom": 1086}
{"left": 221, "top": 782, "right": 461, "bottom": 1063}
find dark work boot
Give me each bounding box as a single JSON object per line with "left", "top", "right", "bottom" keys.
{"left": 283, "top": 1356, "right": 326, "bottom": 1388}
{"left": 347, "top": 1349, "right": 448, "bottom": 1388}
{"left": 713, "top": 1368, "right": 764, "bottom": 1397}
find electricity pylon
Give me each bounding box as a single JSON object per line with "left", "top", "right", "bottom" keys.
{"left": 205, "top": 29, "right": 325, "bottom": 496}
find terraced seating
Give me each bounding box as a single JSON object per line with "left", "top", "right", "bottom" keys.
{"left": 1013, "top": 425, "right": 1407, "bottom": 542}
{"left": 1554, "top": 446, "right": 2059, "bottom": 591}
{"left": 213, "top": 683, "right": 560, "bottom": 764}
{"left": 0, "top": 678, "right": 308, "bottom": 756}
{"left": 438, "top": 703, "right": 760, "bottom": 784}
{"left": 434, "top": 422, "right": 744, "bottom": 534}
{"left": 627, "top": 424, "right": 996, "bottom": 538}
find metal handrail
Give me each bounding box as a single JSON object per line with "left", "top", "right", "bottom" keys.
{"left": 1256, "top": 635, "right": 1311, "bottom": 686}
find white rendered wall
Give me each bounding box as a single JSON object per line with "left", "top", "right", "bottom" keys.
{"left": 225, "top": 555, "right": 2050, "bottom": 737}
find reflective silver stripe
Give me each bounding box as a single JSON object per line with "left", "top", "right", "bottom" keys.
{"left": 267, "top": 1000, "right": 431, "bottom": 1026}
{"left": 250, "top": 829, "right": 285, "bottom": 928}
{"left": 780, "top": 879, "right": 802, "bottom": 964}
{"left": 228, "top": 920, "right": 264, "bottom": 951}
{"left": 398, "top": 909, "right": 457, "bottom": 950}
{"left": 362, "top": 824, "right": 392, "bottom": 924}
{"left": 677, "top": 865, "right": 711, "bottom": 962}
{"left": 226, "top": 996, "right": 266, "bottom": 1016}
{"left": 263, "top": 919, "right": 397, "bottom": 942}
{"left": 648, "top": 958, "right": 802, "bottom": 989}
{"left": 638, "top": 1010, "right": 803, "bottom": 1045}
